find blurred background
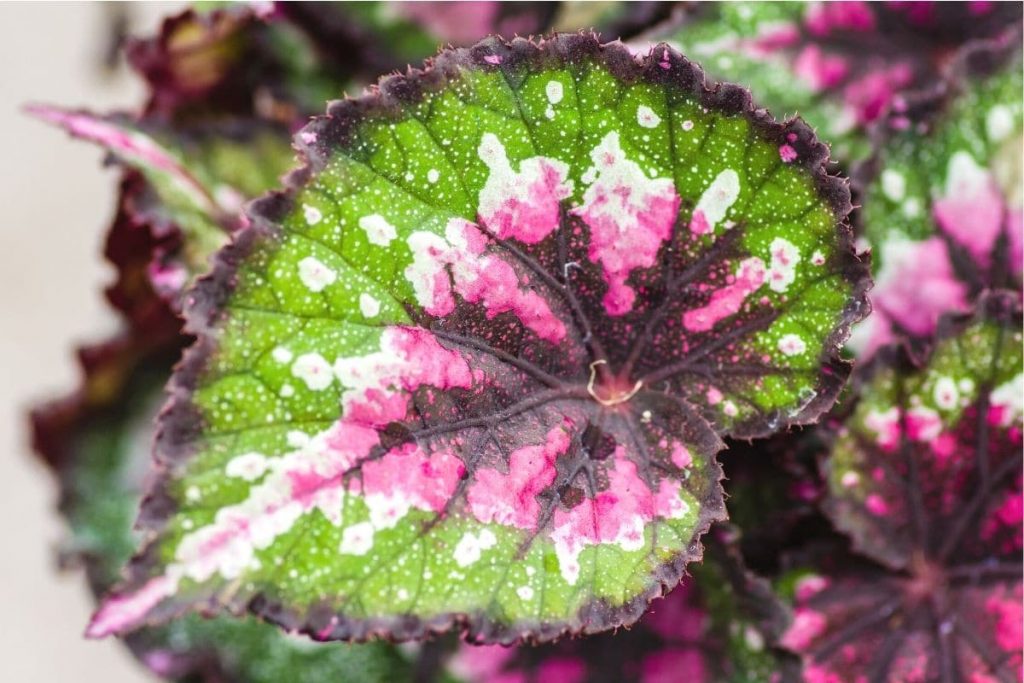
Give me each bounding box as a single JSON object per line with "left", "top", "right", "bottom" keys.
{"left": 0, "top": 4, "right": 181, "bottom": 680}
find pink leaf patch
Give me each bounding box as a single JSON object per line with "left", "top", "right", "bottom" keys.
{"left": 573, "top": 132, "right": 680, "bottom": 316}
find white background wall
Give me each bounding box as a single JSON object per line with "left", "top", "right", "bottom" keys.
{"left": 0, "top": 4, "right": 182, "bottom": 680}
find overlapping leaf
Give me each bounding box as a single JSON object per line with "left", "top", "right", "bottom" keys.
{"left": 87, "top": 35, "right": 866, "bottom": 644}
{"left": 783, "top": 293, "right": 1023, "bottom": 681}
{"left": 638, "top": 2, "right": 1023, "bottom": 168}
{"left": 445, "top": 530, "right": 796, "bottom": 683}
{"left": 853, "top": 37, "right": 1023, "bottom": 357}
{"left": 637, "top": 1, "right": 926, "bottom": 164}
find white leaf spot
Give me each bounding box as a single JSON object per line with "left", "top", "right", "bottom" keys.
{"left": 986, "top": 105, "right": 1014, "bottom": 142}
{"left": 933, "top": 376, "right": 959, "bottom": 410}
{"left": 225, "top": 452, "right": 269, "bottom": 481}
{"left": 545, "top": 80, "right": 563, "bottom": 104}
{"left": 359, "top": 214, "right": 398, "bottom": 247}
{"left": 359, "top": 293, "right": 381, "bottom": 318}
{"left": 691, "top": 169, "right": 740, "bottom": 234}
{"left": 453, "top": 529, "right": 497, "bottom": 567}
{"left": 778, "top": 334, "right": 807, "bottom": 357}
{"left": 297, "top": 256, "right": 337, "bottom": 292}
{"left": 636, "top": 104, "right": 661, "bottom": 128}
{"left": 339, "top": 522, "right": 374, "bottom": 555}
{"left": 303, "top": 204, "right": 322, "bottom": 225}
{"left": 291, "top": 353, "right": 333, "bottom": 391}
{"left": 880, "top": 169, "right": 906, "bottom": 201}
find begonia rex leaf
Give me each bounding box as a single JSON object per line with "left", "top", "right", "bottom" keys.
{"left": 853, "top": 37, "right": 1023, "bottom": 357}
{"left": 784, "top": 293, "right": 1023, "bottom": 681}
{"left": 639, "top": 1, "right": 931, "bottom": 164}
{"left": 90, "top": 35, "right": 867, "bottom": 644}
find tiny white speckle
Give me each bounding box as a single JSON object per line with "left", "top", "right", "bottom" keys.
{"left": 359, "top": 293, "right": 381, "bottom": 318}
{"left": 811, "top": 250, "right": 826, "bottom": 266}
{"left": 516, "top": 586, "right": 535, "bottom": 601}
{"left": 303, "top": 204, "right": 322, "bottom": 225}
{"left": 297, "top": 256, "right": 337, "bottom": 292}
{"left": 545, "top": 80, "right": 564, "bottom": 104}
{"left": 280, "top": 383, "right": 295, "bottom": 398}
{"left": 397, "top": 588, "right": 409, "bottom": 601}
{"left": 185, "top": 485, "right": 200, "bottom": 502}
{"left": 637, "top": 104, "right": 661, "bottom": 128}
{"left": 272, "top": 346, "right": 293, "bottom": 363}
{"left": 545, "top": 105, "right": 555, "bottom": 120}
{"left": 723, "top": 401, "right": 738, "bottom": 417}
{"left": 525, "top": 566, "right": 536, "bottom": 577}
{"left": 359, "top": 214, "right": 398, "bottom": 247}
{"left": 427, "top": 169, "right": 440, "bottom": 184}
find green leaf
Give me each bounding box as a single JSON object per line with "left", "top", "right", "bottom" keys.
{"left": 854, "top": 39, "right": 1023, "bottom": 357}
{"left": 90, "top": 35, "right": 866, "bottom": 644}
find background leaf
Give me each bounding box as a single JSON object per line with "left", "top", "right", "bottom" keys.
{"left": 853, "top": 36, "right": 1023, "bottom": 357}
{"left": 783, "top": 293, "right": 1023, "bottom": 681}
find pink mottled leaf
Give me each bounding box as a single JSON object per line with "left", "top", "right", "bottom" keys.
{"left": 784, "top": 292, "right": 1023, "bottom": 681}
{"left": 853, "top": 35, "right": 1022, "bottom": 358}
{"left": 89, "top": 35, "right": 866, "bottom": 644}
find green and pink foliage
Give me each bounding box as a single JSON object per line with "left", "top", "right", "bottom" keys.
{"left": 445, "top": 530, "right": 797, "bottom": 683}
{"left": 639, "top": 1, "right": 1022, "bottom": 165}
{"left": 26, "top": 3, "right": 1024, "bottom": 682}
{"left": 30, "top": 337, "right": 415, "bottom": 682}
{"left": 854, "top": 36, "right": 1023, "bottom": 357}
{"left": 84, "top": 35, "right": 864, "bottom": 644}
{"left": 783, "top": 294, "right": 1023, "bottom": 681}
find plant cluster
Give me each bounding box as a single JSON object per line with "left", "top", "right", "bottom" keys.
{"left": 30, "top": 3, "right": 1022, "bottom": 682}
